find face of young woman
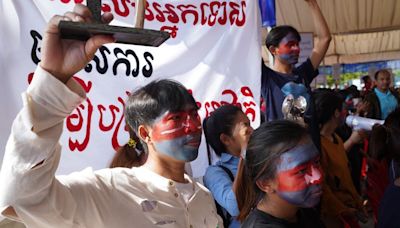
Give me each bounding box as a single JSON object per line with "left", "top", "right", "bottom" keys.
{"left": 227, "top": 112, "right": 254, "bottom": 155}
{"left": 276, "top": 33, "right": 300, "bottom": 65}
{"left": 275, "top": 142, "right": 323, "bottom": 208}
{"left": 149, "top": 106, "right": 202, "bottom": 162}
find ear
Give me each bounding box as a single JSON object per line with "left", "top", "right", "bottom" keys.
{"left": 256, "top": 179, "right": 276, "bottom": 194}
{"left": 220, "top": 133, "right": 232, "bottom": 147}
{"left": 138, "top": 125, "right": 151, "bottom": 144}
{"left": 268, "top": 46, "right": 278, "bottom": 55}
{"left": 334, "top": 109, "right": 341, "bottom": 118}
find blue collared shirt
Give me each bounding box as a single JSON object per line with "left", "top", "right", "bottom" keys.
{"left": 203, "top": 153, "right": 240, "bottom": 228}
{"left": 374, "top": 88, "right": 398, "bottom": 119}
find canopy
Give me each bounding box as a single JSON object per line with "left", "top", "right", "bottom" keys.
{"left": 263, "top": 0, "right": 400, "bottom": 65}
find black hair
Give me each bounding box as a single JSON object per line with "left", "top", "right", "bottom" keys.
{"left": 314, "top": 90, "right": 344, "bottom": 127}
{"left": 203, "top": 104, "right": 243, "bottom": 157}
{"left": 125, "top": 79, "right": 197, "bottom": 152}
{"left": 369, "top": 107, "right": 400, "bottom": 163}
{"left": 265, "top": 25, "right": 301, "bottom": 50}
{"left": 374, "top": 69, "right": 391, "bottom": 80}
{"left": 109, "top": 126, "right": 146, "bottom": 168}
{"left": 235, "top": 120, "right": 309, "bottom": 221}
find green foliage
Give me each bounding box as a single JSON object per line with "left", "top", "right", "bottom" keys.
{"left": 326, "top": 72, "right": 364, "bottom": 87}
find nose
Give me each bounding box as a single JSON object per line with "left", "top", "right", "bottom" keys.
{"left": 183, "top": 115, "right": 201, "bottom": 134}
{"left": 305, "top": 165, "right": 322, "bottom": 185}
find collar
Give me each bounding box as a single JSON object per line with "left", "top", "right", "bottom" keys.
{"left": 374, "top": 87, "right": 390, "bottom": 96}
{"left": 220, "top": 152, "right": 240, "bottom": 164}
{"left": 132, "top": 166, "right": 196, "bottom": 192}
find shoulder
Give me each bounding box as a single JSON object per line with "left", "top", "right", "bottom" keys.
{"left": 242, "top": 209, "right": 286, "bottom": 228}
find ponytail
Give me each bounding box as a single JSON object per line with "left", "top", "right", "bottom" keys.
{"left": 235, "top": 160, "right": 261, "bottom": 222}
{"left": 109, "top": 128, "right": 146, "bottom": 168}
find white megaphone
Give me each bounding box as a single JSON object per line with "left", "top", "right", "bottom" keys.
{"left": 346, "top": 115, "right": 384, "bottom": 131}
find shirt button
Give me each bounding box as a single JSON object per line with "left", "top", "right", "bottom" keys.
{"left": 169, "top": 181, "right": 174, "bottom": 186}
{"left": 174, "top": 193, "right": 179, "bottom": 197}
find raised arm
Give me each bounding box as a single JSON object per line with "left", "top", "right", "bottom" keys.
{"left": 306, "top": 0, "right": 331, "bottom": 70}
{"left": 0, "top": 4, "right": 114, "bottom": 219}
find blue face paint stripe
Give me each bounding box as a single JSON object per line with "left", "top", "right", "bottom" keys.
{"left": 276, "top": 143, "right": 319, "bottom": 171}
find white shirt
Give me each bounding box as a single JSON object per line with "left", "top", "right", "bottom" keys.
{"left": 0, "top": 67, "right": 223, "bottom": 228}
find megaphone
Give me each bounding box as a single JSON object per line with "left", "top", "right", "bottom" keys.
{"left": 346, "top": 115, "right": 384, "bottom": 131}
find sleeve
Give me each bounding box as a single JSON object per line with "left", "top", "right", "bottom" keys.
{"left": 203, "top": 166, "right": 239, "bottom": 216}
{"left": 320, "top": 147, "right": 348, "bottom": 217}
{"left": 298, "top": 58, "right": 319, "bottom": 86}
{"left": 0, "top": 66, "right": 98, "bottom": 226}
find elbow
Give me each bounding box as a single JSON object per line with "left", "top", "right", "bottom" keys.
{"left": 321, "top": 35, "right": 332, "bottom": 45}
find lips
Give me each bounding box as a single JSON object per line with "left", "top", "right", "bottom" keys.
{"left": 185, "top": 135, "right": 201, "bottom": 147}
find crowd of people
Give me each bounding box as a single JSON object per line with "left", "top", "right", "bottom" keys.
{"left": 1, "top": 0, "right": 400, "bottom": 228}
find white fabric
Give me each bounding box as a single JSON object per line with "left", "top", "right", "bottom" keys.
{"left": 175, "top": 181, "right": 195, "bottom": 205}
{"left": 0, "top": 0, "right": 261, "bottom": 178}
{"left": 0, "top": 67, "right": 222, "bottom": 228}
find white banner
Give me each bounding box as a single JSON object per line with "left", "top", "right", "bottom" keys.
{"left": 0, "top": 0, "right": 261, "bottom": 177}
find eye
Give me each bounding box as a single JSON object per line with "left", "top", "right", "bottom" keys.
{"left": 297, "top": 168, "right": 307, "bottom": 175}
{"left": 168, "top": 115, "right": 182, "bottom": 121}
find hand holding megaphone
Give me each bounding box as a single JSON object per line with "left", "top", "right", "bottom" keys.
{"left": 346, "top": 115, "right": 384, "bottom": 131}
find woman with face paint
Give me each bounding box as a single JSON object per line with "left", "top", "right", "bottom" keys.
{"left": 314, "top": 90, "right": 368, "bottom": 228}
{"left": 202, "top": 104, "right": 254, "bottom": 228}
{"left": 235, "top": 120, "right": 324, "bottom": 228}
{"left": 0, "top": 5, "right": 223, "bottom": 227}
{"left": 261, "top": 0, "right": 331, "bottom": 149}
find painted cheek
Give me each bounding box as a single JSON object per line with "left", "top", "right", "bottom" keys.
{"left": 277, "top": 171, "right": 308, "bottom": 192}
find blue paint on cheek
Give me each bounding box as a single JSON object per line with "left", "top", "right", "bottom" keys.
{"left": 277, "top": 185, "right": 321, "bottom": 208}
{"left": 153, "top": 137, "right": 199, "bottom": 162}
{"left": 278, "top": 54, "right": 298, "bottom": 64}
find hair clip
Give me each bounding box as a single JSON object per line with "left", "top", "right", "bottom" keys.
{"left": 128, "top": 138, "right": 137, "bottom": 148}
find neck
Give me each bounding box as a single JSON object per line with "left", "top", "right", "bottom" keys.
{"left": 395, "top": 177, "right": 400, "bottom": 187}
{"left": 320, "top": 121, "right": 337, "bottom": 141}
{"left": 257, "top": 195, "right": 298, "bottom": 222}
{"left": 273, "top": 59, "right": 294, "bottom": 74}
{"left": 377, "top": 87, "right": 388, "bottom": 93}
{"left": 143, "top": 152, "right": 186, "bottom": 183}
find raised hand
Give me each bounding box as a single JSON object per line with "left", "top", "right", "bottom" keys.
{"left": 39, "top": 4, "right": 115, "bottom": 83}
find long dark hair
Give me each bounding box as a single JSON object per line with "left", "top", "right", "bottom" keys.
{"left": 125, "top": 79, "right": 198, "bottom": 152}
{"left": 235, "top": 120, "right": 309, "bottom": 221}
{"left": 314, "top": 90, "right": 344, "bottom": 127}
{"left": 369, "top": 107, "right": 400, "bottom": 163}
{"left": 203, "top": 104, "right": 243, "bottom": 158}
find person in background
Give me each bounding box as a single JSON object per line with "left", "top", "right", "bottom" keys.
{"left": 361, "top": 75, "right": 373, "bottom": 97}
{"left": 235, "top": 120, "right": 324, "bottom": 228}
{"left": 364, "top": 69, "right": 399, "bottom": 120}
{"left": 203, "top": 104, "right": 253, "bottom": 228}
{"left": 261, "top": 0, "right": 331, "bottom": 149}
{"left": 314, "top": 90, "right": 367, "bottom": 228}
{"left": 368, "top": 107, "right": 400, "bottom": 228}
{"left": 0, "top": 4, "right": 222, "bottom": 227}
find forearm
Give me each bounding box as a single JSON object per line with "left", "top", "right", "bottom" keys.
{"left": 307, "top": 0, "right": 331, "bottom": 68}
{"left": 307, "top": 0, "right": 331, "bottom": 42}
{"left": 0, "top": 66, "right": 85, "bottom": 209}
